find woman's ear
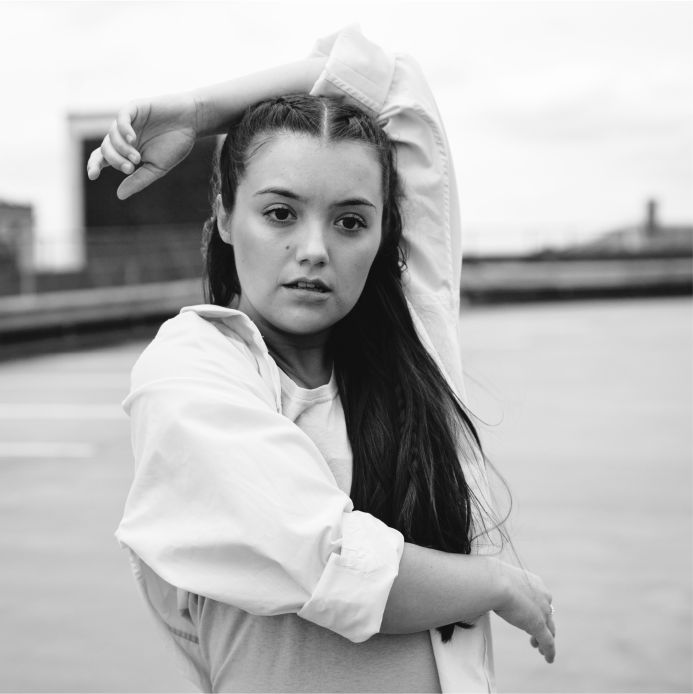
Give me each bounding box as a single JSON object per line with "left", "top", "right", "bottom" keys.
{"left": 215, "top": 194, "right": 233, "bottom": 246}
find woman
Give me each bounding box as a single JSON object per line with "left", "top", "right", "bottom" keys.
{"left": 89, "top": 27, "right": 555, "bottom": 693}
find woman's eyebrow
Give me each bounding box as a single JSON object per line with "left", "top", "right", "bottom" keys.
{"left": 254, "top": 188, "right": 376, "bottom": 209}
{"left": 333, "top": 198, "right": 376, "bottom": 209}
{"left": 254, "top": 187, "right": 304, "bottom": 201}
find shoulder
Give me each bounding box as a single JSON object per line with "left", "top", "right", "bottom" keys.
{"left": 133, "top": 307, "right": 249, "bottom": 379}
{"left": 129, "top": 305, "right": 278, "bottom": 408}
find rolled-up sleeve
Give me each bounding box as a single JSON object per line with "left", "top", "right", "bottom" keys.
{"left": 116, "top": 310, "right": 403, "bottom": 643}
{"left": 310, "top": 26, "right": 466, "bottom": 397}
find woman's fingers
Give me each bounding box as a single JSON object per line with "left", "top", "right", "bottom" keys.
{"left": 534, "top": 623, "right": 555, "bottom": 664}
{"left": 86, "top": 148, "right": 106, "bottom": 180}
{"left": 87, "top": 151, "right": 156, "bottom": 199}
{"left": 537, "top": 600, "right": 556, "bottom": 661}
{"left": 86, "top": 129, "right": 143, "bottom": 182}
{"left": 528, "top": 602, "right": 556, "bottom": 662}
{"left": 116, "top": 103, "right": 139, "bottom": 145}
{"left": 85, "top": 103, "right": 143, "bottom": 181}
{"left": 101, "top": 134, "right": 135, "bottom": 174}
{"left": 86, "top": 135, "right": 132, "bottom": 179}
{"left": 109, "top": 120, "right": 141, "bottom": 166}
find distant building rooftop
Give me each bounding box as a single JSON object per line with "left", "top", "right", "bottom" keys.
{"left": 537, "top": 200, "right": 692, "bottom": 258}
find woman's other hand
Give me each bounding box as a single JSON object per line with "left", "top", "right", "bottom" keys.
{"left": 86, "top": 93, "right": 198, "bottom": 200}
{"left": 493, "top": 562, "right": 556, "bottom": 663}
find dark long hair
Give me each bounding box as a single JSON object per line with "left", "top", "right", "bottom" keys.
{"left": 203, "top": 94, "right": 495, "bottom": 641}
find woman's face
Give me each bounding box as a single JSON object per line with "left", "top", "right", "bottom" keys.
{"left": 218, "top": 132, "right": 383, "bottom": 344}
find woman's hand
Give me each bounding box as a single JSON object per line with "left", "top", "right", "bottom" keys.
{"left": 86, "top": 93, "right": 199, "bottom": 200}
{"left": 493, "top": 561, "right": 556, "bottom": 663}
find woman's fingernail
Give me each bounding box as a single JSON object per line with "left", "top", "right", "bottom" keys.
{"left": 128, "top": 152, "right": 140, "bottom": 165}
{"left": 122, "top": 162, "right": 134, "bottom": 174}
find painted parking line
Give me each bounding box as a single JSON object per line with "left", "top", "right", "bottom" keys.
{"left": 0, "top": 373, "right": 127, "bottom": 389}
{"left": 0, "top": 404, "right": 125, "bottom": 420}
{"left": 0, "top": 442, "right": 96, "bottom": 458}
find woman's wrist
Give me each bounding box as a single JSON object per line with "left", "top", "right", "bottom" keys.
{"left": 191, "top": 90, "right": 227, "bottom": 138}
{"left": 484, "top": 555, "right": 512, "bottom": 613}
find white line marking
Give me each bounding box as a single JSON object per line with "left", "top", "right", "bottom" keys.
{"left": 0, "top": 442, "right": 96, "bottom": 458}
{"left": 0, "top": 374, "right": 126, "bottom": 389}
{"left": 0, "top": 404, "right": 125, "bottom": 420}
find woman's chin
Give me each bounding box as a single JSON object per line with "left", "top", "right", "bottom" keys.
{"left": 250, "top": 309, "right": 337, "bottom": 343}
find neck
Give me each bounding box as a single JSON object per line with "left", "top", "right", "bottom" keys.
{"left": 266, "top": 338, "right": 332, "bottom": 389}
{"left": 234, "top": 297, "right": 332, "bottom": 388}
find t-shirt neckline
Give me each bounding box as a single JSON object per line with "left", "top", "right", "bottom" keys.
{"left": 278, "top": 368, "right": 338, "bottom": 402}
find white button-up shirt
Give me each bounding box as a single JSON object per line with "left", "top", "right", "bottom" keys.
{"left": 117, "top": 26, "right": 495, "bottom": 692}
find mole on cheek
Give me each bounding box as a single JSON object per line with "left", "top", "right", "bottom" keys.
{"left": 285, "top": 245, "right": 290, "bottom": 250}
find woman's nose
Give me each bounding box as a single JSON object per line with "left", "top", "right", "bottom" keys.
{"left": 295, "top": 222, "right": 329, "bottom": 266}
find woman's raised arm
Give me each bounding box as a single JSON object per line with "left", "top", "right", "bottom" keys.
{"left": 87, "top": 57, "right": 326, "bottom": 200}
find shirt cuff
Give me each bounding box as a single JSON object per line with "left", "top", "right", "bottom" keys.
{"left": 309, "top": 25, "right": 395, "bottom": 115}
{"left": 297, "top": 510, "right": 404, "bottom": 643}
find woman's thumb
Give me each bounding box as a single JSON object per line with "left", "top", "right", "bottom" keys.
{"left": 116, "top": 163, "right": 164, "bottom": 200}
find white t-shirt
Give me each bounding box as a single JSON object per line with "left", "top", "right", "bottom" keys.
{"left": 278, "top": 369, "right": 352, "bottom": 496}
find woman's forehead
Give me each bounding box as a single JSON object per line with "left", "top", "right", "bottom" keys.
{"left": 241, "top": 132, "right": 383, "bottom": 203}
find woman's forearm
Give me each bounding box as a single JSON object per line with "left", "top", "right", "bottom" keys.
{"left": 192, "top": 57, "right": 327, "bottom": 136}
{"left": 380, "top": 543, "right": 506, "bottom": 634}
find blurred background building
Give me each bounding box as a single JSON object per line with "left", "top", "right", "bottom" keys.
{"left": 563, "top": 199, "right": 693, "bottom": 256}
{"left": 0, "top": 199, "right": 33, "bottom": 294}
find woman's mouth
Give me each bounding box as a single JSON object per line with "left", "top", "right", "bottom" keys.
{"left": 284, "top": 279, "right": 330, "bottom": 293}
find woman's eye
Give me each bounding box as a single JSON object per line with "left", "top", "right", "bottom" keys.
{"left": 336, "top": 215, "right": 366, "bottom": 232}
{"left": 265, "top": 206, "right": 295, "bottom": 224}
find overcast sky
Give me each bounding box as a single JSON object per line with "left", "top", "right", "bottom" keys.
{"left": 0, "top": 0, "right": 691, "bottom": 259}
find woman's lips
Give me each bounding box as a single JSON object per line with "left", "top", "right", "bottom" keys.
{"left": 283, "top": 279, "right": 330, "bottom": 293}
